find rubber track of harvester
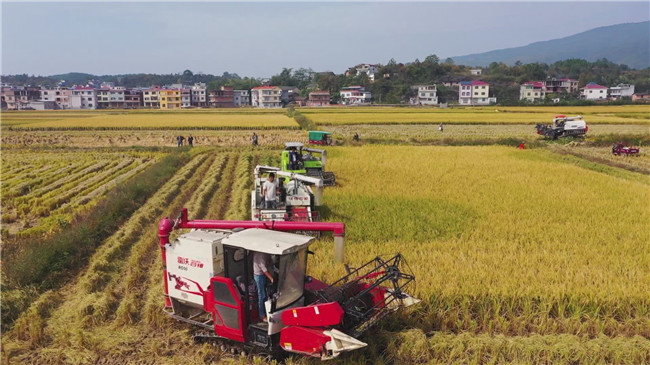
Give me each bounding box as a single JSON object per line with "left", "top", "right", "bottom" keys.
{"left": 192, "top": 331, "right": 280, "bottom": 360}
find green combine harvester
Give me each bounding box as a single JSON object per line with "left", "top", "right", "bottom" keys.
{"left": 281, "top": 142, "right": 336, "bottom": 186}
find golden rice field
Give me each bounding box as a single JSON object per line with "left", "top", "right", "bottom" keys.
{"left": 1, "top": 149, "right": 165, "bottom": 237}
{"left": 299, "top": 105, "right": 650, "bottom": 125}
{"left": 1, "top": 109, "right": 297, "bottom": 130}
{"left": 3, "top": 144, "right": 649, "bottom": 364}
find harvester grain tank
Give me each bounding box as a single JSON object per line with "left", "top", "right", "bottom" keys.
{"left": 535, "top": 115, "right": 588, "bottom": 139}
{"left": 251, "top": 165, "right": 323, "bottom": 222}
{"left": 159, "top": 208, "right": 418, "bottom": 359}
{"left": 282, "top": 142, "right": 336, "bottom": 186}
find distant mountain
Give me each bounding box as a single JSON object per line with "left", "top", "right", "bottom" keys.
{"left": 451, "top": 21, "right": 650, "bottom": 69}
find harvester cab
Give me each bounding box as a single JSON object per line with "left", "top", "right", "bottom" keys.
{"left": 159, "top": 209, "right": 419, "bottom": 360}
{"left": 251, "top": 165, "right": 324, "bottom": 222}
{"left": 308, "top": 130, "right": 333, "bottom": 146}
{"left": 535, "top": 115, "right": 587, "bottom": 139}
{"left": 282, "top": 142, "right": 336, "bottom": 186}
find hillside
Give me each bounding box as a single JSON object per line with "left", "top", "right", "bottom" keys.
{"left": 451, "top": 21, "right": 650, "bottom": 69}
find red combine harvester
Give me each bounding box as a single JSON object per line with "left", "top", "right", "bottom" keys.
{"left": 159, "top": 208, "right": 418, "bottom": 359}
{"left": 611, "top": 142, "right": 640, "bottom": 156}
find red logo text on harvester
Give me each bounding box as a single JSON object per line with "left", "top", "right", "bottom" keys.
{"left": 177, "top": 256, "right": 204, "bottom": 268}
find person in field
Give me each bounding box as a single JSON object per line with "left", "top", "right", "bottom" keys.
{"left": 176, "top": 135, "right": 185, "bottom": 147}
{"left": 353, "top": 133, "right": 360, "bottom": 142}
{"left": 188, "top": 135, "right": 194, "bottom": 147}
{"left": 252, "top": 132, "right": 258, "bottom": 146}
{"left": 262, "top": 172, "right": 279, "bottom": 209}
{"left": 518, "top": 142, "right": 525, "bottom": 149}
{"left": 253, "top": 251, "right": 273, "bottom": 322}
{"left": 439, "top": 123, "right": 444, "bottom": 132}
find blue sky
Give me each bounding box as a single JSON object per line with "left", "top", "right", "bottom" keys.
{"left": 2, "top": 1, "right": 648, "bottom": 77}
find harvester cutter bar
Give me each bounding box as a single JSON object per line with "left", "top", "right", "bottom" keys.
{"left": 315, "top": 253, "right": 415, "bottom": 337}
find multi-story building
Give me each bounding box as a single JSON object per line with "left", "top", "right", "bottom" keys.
{"left": 470, "top": 68, "right": 482, "bottom": 76}
{"left": 609, "top": 84, "right": 635, "bottom": 99}
{"left": 519, "top": 82, "right": 546, "bottom": 102}
{"left": 124, "top": 89, "right": 142, "bottom": 108}
{"left": 142, "top": 86, "right": 161, "bottom": 108}
{"left": 96, "top": 88, "right": 126, "bottom": 108}
{"left": 1, "top": 86, "right": 41, "bottom": 109}
{"left": 458, "top": 81, "right": 496, "bottom": 105}
{"left": 71, "top": 87, "right": 97, "bottom": 109}
{"left": 209, "top": 86, "right": 235, "bottom": 108}
{"left": 251, "top": 86, "right": 282, "bottom": 108}
{"left": 307, "top": 91, "right": 330, "bottom": 107}
{"left": 190, "top": 83, "right": 207, "bottom": 107}
{"left": 340, "top": 86, "right": 372, "bottom": 105}
{"left": 355, "top": 64, "right": 378, "bottom": 81}
{"left": 580, "top": 82, "right": 608, "bottom": 100}
{"left": 160, "top": 89, "right": 182, "bottom": 109}
{"left": 410, "top": 85, "right": 438, "bottom": 105}
{"left": 41, "top": 88, "right": 73, "bottom": 109}
{"left": 181, "top": 89, "right": 192, "bottom": 108}
{"left": 544, "top": 78, "right": 578, "bottom": 94}
{"left": 234, "top": 90, "right": 250, "bottom": 107}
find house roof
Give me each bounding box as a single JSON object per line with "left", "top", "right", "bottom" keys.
{"left": 522, "top": 82, "right": 545, "bottom": 88}
{"left": 461, "top": 81, "right": 489, "bottom": 86}
{"left": 252, "top": 86, "right": 279, "bottom": 90}
{"left": 582, "top": 82, "right": 607, "bottom": 89}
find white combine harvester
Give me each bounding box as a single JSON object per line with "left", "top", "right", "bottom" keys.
{"left": 251, "top": 165, "right": 324, "bottom": 222}
{"left": 535, "top": 115, "right": 588, "bottom": 139}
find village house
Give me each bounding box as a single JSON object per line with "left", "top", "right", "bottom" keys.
{"left": 580, "top": 82, "right": 608, "bottom": 100}
{"left": 544, "top": 78, "right": 579, "bottom": 94}
{"left": 458, "top": 81, "right": 496, "bottom": 105}
{"left": 209, "top": 86, "right": 235, "bottom": 108}
{"left": 234, "top": 90, "right": 250, "bottom": 107}
{"left": 71, "top": 87, "right": 97, "bottom": 109}
{"left": 159, "top": 89, "right": 182, "bottom": 109}
{"left": 410, "top": 85, "right": 438, "bottom": 105}
{"left": 251, "top": 86, "right": 281, "bottom": 108}
{"left": 609, "top": 84, "right": 635, "bottom": 99}
{"left": 519, "top": 82, "right": 546, "bottom": 102}
{"left": 190, "top": 83, "right": 207, "bottom": 107}
{"left": 142, "top": 86, "right": 161, "bottom": 108}
{"left": 340, "top": 86, "right": 372, "bottom": 105}
{"left": 307, "top": 91, "right": 331, "bottom": 107}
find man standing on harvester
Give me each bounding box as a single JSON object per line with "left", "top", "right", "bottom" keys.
{"left": 253, "top": 251, "right": 273, "bottom": 322}
{"left": 262, "top": 172, "right": 280, "bottom": 209}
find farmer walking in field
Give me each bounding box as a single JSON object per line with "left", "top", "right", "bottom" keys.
{"left": 188, "top": 135, "right": 194, "bottom": 147}
{"left": 439, "top": 123, "right": 444, "bottom": 132}
{"left": 176, "top": 135, "right": 184, "bottom": 147}
{"left": 252, "top": 132, "right": 258, "bottom": 146}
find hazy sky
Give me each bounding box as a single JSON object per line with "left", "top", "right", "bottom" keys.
{"left": 2, "top": 1, "right": 648, "bottom": 77}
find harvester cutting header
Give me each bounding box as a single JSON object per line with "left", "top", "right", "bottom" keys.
{"left": 158, "top": 208, "right": 418, "bottom": 359}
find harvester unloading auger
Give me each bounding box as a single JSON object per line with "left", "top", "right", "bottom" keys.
{"left": 159, "top": 208, "right": 418, "bottom": 359}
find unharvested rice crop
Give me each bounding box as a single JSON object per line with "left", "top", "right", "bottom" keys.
{"left": 1, "top": 110, "right": 298, "bottom": 130}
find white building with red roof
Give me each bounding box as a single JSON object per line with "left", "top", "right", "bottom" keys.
{"left": 458, "top": 81, "right": 496, "bottom": 105}
{"left": 71, "top": 86, "right": 97, "bottom": 109}
{"left": 519, "top": 82, "right": 546, "bottom": 102}
{"left": 580, "top": 82, "right": 608, "bottom": 100}
{"left": 251, "top": 86, "right": 281, "bottom": 108}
